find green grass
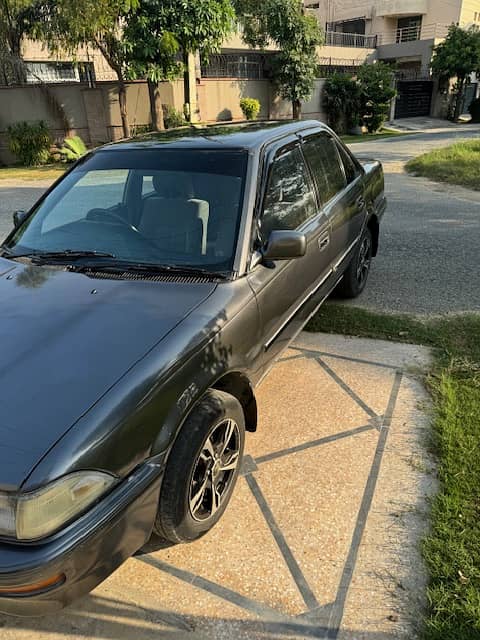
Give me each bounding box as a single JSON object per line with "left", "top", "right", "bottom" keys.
{"left": 307, "top": 303, "right": 480, "bottom": 639}
{"left": 406, "top": 140, "right": 480, "bottom": 191}
{"left": 0, "top": 164, "right": 67, "bottom": 181}
{"left": 341, "top": 128, "right": 412, "bottom": 144}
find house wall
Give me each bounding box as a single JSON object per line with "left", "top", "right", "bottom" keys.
{"left": 459, "top": 0, "right": 480, "bottom": 24}
{"left": 377, "top": 38, "right": 435, "bottom": 70}
{"left": 301, "top": 79, "right": 328, "bottom": 122}
{"left": 196, "top": 79, "right": 293, "bottom": 122}
{"left": 0, "top": 81, "right": 178, "bottom": 164}
{"left": 0, "top": 77, "right": 298, "bottom": 164}
{"left": 318, "top": 45, "right": 377, "bottom": 63}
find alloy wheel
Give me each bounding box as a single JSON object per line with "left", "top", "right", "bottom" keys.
{"left": 189, "top": 419, "right": 241, "bottom": 522}
{"left": 356, "top": 235, "right": 372, "bottom": 288}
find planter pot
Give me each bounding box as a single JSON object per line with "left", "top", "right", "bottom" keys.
{"left": 347, "top": 125, "right": 363, "bottom": 136}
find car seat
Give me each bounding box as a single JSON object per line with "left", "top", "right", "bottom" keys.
{"left": 140, "top": 172, "right": 209, "bottom": 256}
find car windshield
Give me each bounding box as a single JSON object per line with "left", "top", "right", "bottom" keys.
{"left": 4, "top": 148, "right": 249, "bottom": 273}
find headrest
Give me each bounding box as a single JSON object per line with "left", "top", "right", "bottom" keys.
{"left": 152, "top": 172, "right": 194, "bottom": 199}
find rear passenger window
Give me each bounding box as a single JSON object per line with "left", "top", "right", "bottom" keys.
{"left": 303, "top": 134, "right": 346, "bottom": 205}
{"left": 260, "top": 146, "right": 316, "bottom": 241}
{"left": 335, "top": 141, "right": 360, "bottom": 184}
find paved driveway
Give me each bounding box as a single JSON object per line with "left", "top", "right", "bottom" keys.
{"left": 0, "top": 333, "right": 433, "bottom": 640}
{"left": 348, "top": 129, "right": 480, "bottom": 315}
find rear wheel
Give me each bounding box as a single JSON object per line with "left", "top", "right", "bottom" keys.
{"left": 337, "top": 227, "right": 373, "bottom": 299}
{"left": 152, "top": 389, "right": 245, "bottom": 544}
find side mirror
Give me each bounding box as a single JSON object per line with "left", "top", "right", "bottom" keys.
{"left": 13, "top": 210, "right": 28, "bottom": 229}
{"left": 262, "top": 230, "right": 307, "bottom": 261}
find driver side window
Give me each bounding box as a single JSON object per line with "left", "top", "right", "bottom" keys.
{"left": 259, "top": 146, "right": 316, "bottom": 243}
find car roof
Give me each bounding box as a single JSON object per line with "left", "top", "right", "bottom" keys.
{"left": 98, "top": 120, "right": 326, "bottom": 153}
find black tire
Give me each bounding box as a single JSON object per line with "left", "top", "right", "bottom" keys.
{"left": 152, "top": 389, "right": 245, "bottom": 544}
{"left": 337, "top": 227, "right": 373, "bottom": 299}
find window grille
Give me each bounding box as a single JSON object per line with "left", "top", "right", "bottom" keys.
{"left": 25, "top": 62, "right": 93, "bottom": 84}
{"left": 201, "top": 54, "right": 267, "bottom": 79}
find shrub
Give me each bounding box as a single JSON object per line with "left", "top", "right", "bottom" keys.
{"left": 323, "top": 74, "right": 360, "bottom": 134}
{"left": 468, "top": 97, "right": 480, "bottom": 123}
{"left": 57, "top": 136, "right": 88, "bottom": 163}
{"left": 7, "top": 120, "right": 52, "bottom": 166}
{"left": 240, "top": 97, "right": 261, "bottom": 121}
{"left": 163, "top": 105, "right": 186, "bottom": 129}
{"left": 357, "top": 62, "right": 396, "bottom": 133}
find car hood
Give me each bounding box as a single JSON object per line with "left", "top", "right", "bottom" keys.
{"left": 0, "top": 259, "right": 217, "bottom": 491}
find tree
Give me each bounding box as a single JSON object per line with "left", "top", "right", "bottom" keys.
{"left": 124, "top": 11, "right": 182, "bottom": 131}
{"left": 0, "top": 0, "right": 34, "bottom": 83}
{"left": 323, "top": 73, "right": 360, "bottom": 134}
{"left": 125, "top": 0, "right": 235, "bottom": 125}
{"left": 170, "top": 0, "right": 236, "bottom": 121}
{"left": 32, "top": 0, "right": 138, "bottom": 138}
{"left": 431, "top": 24, "right": 480, "bottom": 121}
{"left": 235, "top": 0, "right": 323, "bottom": 119}
{"left": 357, "top": 62, "right": 395, "bottom": 133}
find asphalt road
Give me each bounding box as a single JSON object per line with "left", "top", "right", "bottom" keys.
{"left": 1, "top": 128, "right": 479, "bottom": 315}
{"left": 349, "top": 129, "right": 480, "bottom": 315}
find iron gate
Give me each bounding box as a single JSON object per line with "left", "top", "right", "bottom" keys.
{"left": 394, "top": 80, "right": 434, "bottom": 119}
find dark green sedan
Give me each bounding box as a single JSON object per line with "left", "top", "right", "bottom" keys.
{"left": 0, "top": 120, "right": 385, "bottom": 615}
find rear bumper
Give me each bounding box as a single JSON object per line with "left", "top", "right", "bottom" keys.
{"left": 0, "top": 461, "right": 163, "bottom": 616}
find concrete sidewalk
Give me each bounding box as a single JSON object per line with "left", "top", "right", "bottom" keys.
{"left": 0, "top": 333, "right": 435, "bottom": 640}
{"left": 387, "top": 116, "right": 478, "bottom": 133}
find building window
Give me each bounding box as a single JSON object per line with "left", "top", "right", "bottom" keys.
{"left": 325, "top": 17, "right": 377, "bottom": 48}
{"left": 396, "top": 16, "right": 422, "bottom": 43}
{"left": 201, "top": 53, "right": 267, "bottom": 79}
{"left": 25, "top": 61, "right": 95, "bottom": 84}
{"left": 326, "top": 18, "right": 366, "bottom": 35}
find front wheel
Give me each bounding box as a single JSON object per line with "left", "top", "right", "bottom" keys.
{"left": 151, "top": 389, "right": 245, "bottom": 544}
{"left": 337, "top": 228, "right": 373, "bottom": 299}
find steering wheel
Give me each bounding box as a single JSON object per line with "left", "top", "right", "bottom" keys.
{"left": 85, "top": 208, "right": 181, "bottom": 260}
{"left": 91, "top": 208, "right": 141, "bottom": 234}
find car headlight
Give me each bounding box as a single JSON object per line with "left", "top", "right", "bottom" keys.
{"left": 0, "top": 471, "right": 116, "bottom": 541}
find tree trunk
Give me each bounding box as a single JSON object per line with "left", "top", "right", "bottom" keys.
{"left": 183, "top": 50, "right": 191, "bottom": 122}
{"left": 453, "top": 75, "right": 466, "bottom": 122}
{"left": 10, "top": 36, "right": 26, "bottom": 84}
{"left": 292, "top": 99, "right": 302, "bottom": 120}
{"left": 94, "top": 39, "right": 130, "bottom": 138}
{"left": 117, "top": 75, "right": 130, "bottom": 138}
{"left": 147, "top": 79, "right": 165, "bottom": 131}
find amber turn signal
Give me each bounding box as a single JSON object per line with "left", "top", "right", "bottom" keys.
{"left": 0, "top": 573, "right": 65, "bottom": 595}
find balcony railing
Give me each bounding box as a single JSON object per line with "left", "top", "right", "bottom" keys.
{"left": 379, "top": 23, "right": 450, "bottom": 45}
{"left": 325, "top": 31, "right": 378, "bottom": 49}
{"left": 395, "top": 25, "right": 422, "bottom": 43}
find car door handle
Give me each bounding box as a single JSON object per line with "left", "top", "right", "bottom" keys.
{"left": 318, "top": 233, "right": 330, "bottom": 252}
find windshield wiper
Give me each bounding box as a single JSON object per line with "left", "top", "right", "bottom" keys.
{"left": 2, "top": 249, "right": 116, "bottom": 262}
{"left": 76, "top": 261, "right": 230, "bottom": 280}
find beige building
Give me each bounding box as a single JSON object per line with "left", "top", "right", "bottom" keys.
{"left": 304, "top": 0, "right": 480, "bottom": 71}
{"left": 3, "top": 0, "right": 479, "bottom": 141}
{"left": 19, "top": 39, "right": 116, "bottom": 84}
{"left": 306, "top": 0, "right": 480, "bottom": 71}
{"left": 304, "top": 0, "right": 480, "bottom": 117}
